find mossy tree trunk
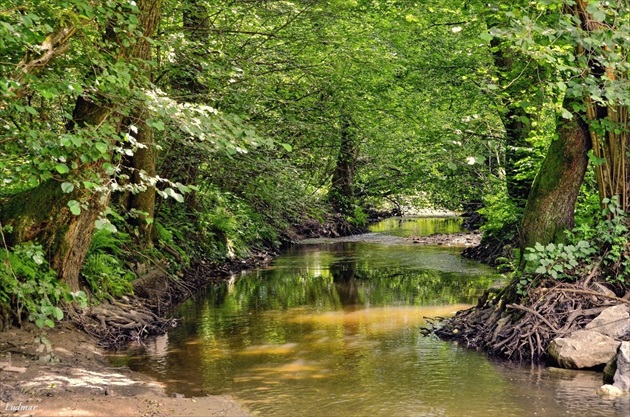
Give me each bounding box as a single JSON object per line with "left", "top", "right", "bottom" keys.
{"left": 329, "top": 115, "right": 358, "bottom": 217}
{"left": 519, "top": 107, "right": 591, "bottom": 253}
{"left": 1, "top": 98, "right": 112, "bottom": 292}
{"left": 124, "top": 0, "right": 163, "bottom": 247}
{"left": 0, "top": 0, "right": 164, "bottom": 290}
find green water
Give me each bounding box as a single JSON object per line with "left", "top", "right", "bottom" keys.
{"left": 120, "top": 218, "right": 629, "bottom": 417}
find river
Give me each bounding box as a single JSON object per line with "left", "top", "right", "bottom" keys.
{"left": 117, "top": 217, "right": 629, "bottom": 417}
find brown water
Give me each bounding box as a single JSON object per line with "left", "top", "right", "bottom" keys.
{"left": 118, "top": 218, "right": 630, "bottom": 417}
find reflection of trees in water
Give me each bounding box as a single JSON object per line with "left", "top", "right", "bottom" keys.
{"left": 330, "top": 259, "right": 362, "bottom": 306}
{"left": 352, "top": 266, "right": 494, "bottom": 306}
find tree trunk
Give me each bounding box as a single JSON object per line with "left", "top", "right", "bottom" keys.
{"left": 1, "top": 97, "right": 112, "bottom": 291}
{"left": 519, "top": 110, "right": 591, "bottom": 252}
{"left": 127, "top": 116, "right": 157, "bottom": 246}
{"left": 124, "top": 0, "right": 164, "bottom": 246}
{"left": 330, "top": 115, "right": 357, "bottom": 216}
{"left": 490, "top": 37, "right": 535, "bottom": 208}
{"left": 0, "top": 0, "right": 164, "bottom": 289}
{"left": 571, "top": 0, "right": 629, "bottom": 212}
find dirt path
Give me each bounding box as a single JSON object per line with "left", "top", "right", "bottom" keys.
{"left": 0, "top": 323, "right": 250, "bottom": 417}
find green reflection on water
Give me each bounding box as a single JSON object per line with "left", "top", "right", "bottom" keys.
{"left": 369, "top": 217, "right": 463, "bottom": 237}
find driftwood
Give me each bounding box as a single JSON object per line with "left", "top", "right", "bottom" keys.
{"left": 431, "top": 279, "right": 628, "bottom": 363}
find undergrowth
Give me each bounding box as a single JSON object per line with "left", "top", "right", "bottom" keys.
{"left": 80, "top": 229, "right": 136, "bottom": 300}
{"left": 0, "top": 240, "right": 86, "bottom": 330}
{"left": 517, "top": 196, "right": 629, "bottom": 296}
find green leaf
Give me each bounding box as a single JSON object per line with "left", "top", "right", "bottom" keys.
{"left": 52, "top": 307, "right": 64, "bottom": 320}
{"left": 61, "top": 182, "right": 74, "bottom": 193}
{"left": 164, "top": 187, "right": 184, "bottom": 203}
{"left": 281, "top": 143, "right": 293, "bottom": 152}
{"left": 67, "top": 200, "right": 81, "bottom": 215}
{"left": 479, "top": 32, "right": 493, "bottom": 42}
{"left": 592, "top": 11, "right": 605, "bottom": 22}
{"left": 561, "top": 109, "right": 573, "bottom": 120}
{"left": 95, "top": 142, "right": 108, "bottom": 153}
{"left": 55, "top": 163, "right": 70, "bottom": 174}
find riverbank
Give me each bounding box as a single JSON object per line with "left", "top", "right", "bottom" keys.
{"left": 0, "top": 322, "right": 250, "bottom": 417}
{"left": 0, "top": 251, "right": 277, "bottom": 416}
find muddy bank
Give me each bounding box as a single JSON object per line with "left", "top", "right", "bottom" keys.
{"left": 0, "top": 322, "right": 250, "bottom": 417}
{"left": 0, "top": 250, "right": 278, "bottom": 415}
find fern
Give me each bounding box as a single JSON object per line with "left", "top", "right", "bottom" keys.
{"left": 81, "top": 253, "right": 135, "bottom": 299}
{"left": 89, "top": 229, "right": 131, "bottom": 256}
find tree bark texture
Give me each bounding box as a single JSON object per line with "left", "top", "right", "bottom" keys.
{"left": 519, "top": 112, "right": 591, "bottom": 252}
{"left": 124, "top": 0, "right": 164, "bottom": 246}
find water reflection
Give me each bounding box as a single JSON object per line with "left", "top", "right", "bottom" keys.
{"left": 368, "top": 216, "right": 463, "bottom": 237}
{"left": 120, "top": 219, "right": 629, "bottom": 417}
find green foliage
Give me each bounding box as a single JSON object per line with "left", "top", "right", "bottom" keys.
{"left": 0, "top": 242, "right": 86, "bottom": 328}
{"left": 81, "top": 253, "right": 135, "bottom": 300}
{"left": 478, "top": 187, "right": 520, "bottom": 240}
{"left": 80, "top": 229, "right": 136, "bottom": 300}
{"left": 350, "top": 206, "right": 368, "bottom": 228}
{"left": 156, "top": 184, "right": 283, "bottom": 262}
{"left": 519, "top": 197, "right": 629, "bottom": 295}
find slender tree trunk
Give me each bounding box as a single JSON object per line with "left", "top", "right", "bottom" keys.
{"left": 490, "top": 38, "right": 535, "bottom": 207}
{"left": 519, "top": 108, "right": 591, "bottom": 252}
{"left": 330, "top": 115, "right": 357, "bottom": 216}
{"left": 570, "top": 0, "right": 629, "bottom": 211}
{"left": 124, "top": 0, "right": 164, "bottom": 246}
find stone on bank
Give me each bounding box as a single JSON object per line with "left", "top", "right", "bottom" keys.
{"left": 547, "top": 330, "right": 620, "bottom": 369}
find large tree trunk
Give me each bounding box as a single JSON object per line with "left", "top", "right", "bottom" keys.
{"left": 519, "top": 110, "right": 591, "bottom": 252}
{"left": 1, "top": 97, "right": 112, "bottom": 291}
{"left": 0, "top": 0, "right": 163, "bottom": 290}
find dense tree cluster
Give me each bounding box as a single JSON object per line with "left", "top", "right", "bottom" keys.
{"left": 0, "top": 0, "right": 628, "bottom": 330}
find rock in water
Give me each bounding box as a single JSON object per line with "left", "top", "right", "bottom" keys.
{"left": 585, "top": 304, "right": 630, "bottom": 340}
{"left": 548, "top": 330, "right": 620, "bottom": 369}
{"left": 597, "top": 384, "right": 624, "bottom": 398}
{"left": 613, "top": 342, "right": 630, "bottom": 392}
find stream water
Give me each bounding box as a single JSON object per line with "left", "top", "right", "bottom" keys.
{"left": 117, "top": 217, "right": 629, "bottom": 417}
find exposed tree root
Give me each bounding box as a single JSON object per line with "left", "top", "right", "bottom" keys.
{"left": 69, "top": 296, "right": 177, "bottom": 349}
{"left": 430, "top": 279, "right": 630, "bottom": 363}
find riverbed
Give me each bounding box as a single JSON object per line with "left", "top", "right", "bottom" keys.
{"left": 117, "top": 217, "right": 629, "bottom": 417}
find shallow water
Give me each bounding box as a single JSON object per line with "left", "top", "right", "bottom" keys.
{"left": 119, "top": 218, "right": 629, "bottom": 417}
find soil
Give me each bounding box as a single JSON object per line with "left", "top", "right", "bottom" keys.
{"left": 0, "top": 322, "right": 250, "bottom": 417}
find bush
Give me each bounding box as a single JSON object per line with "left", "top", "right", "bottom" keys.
{"left": 478, "top": 187, "right": 520, "bottom": 240}
{"left": 0, "top": 241, "right": 86, "bottom": 329}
